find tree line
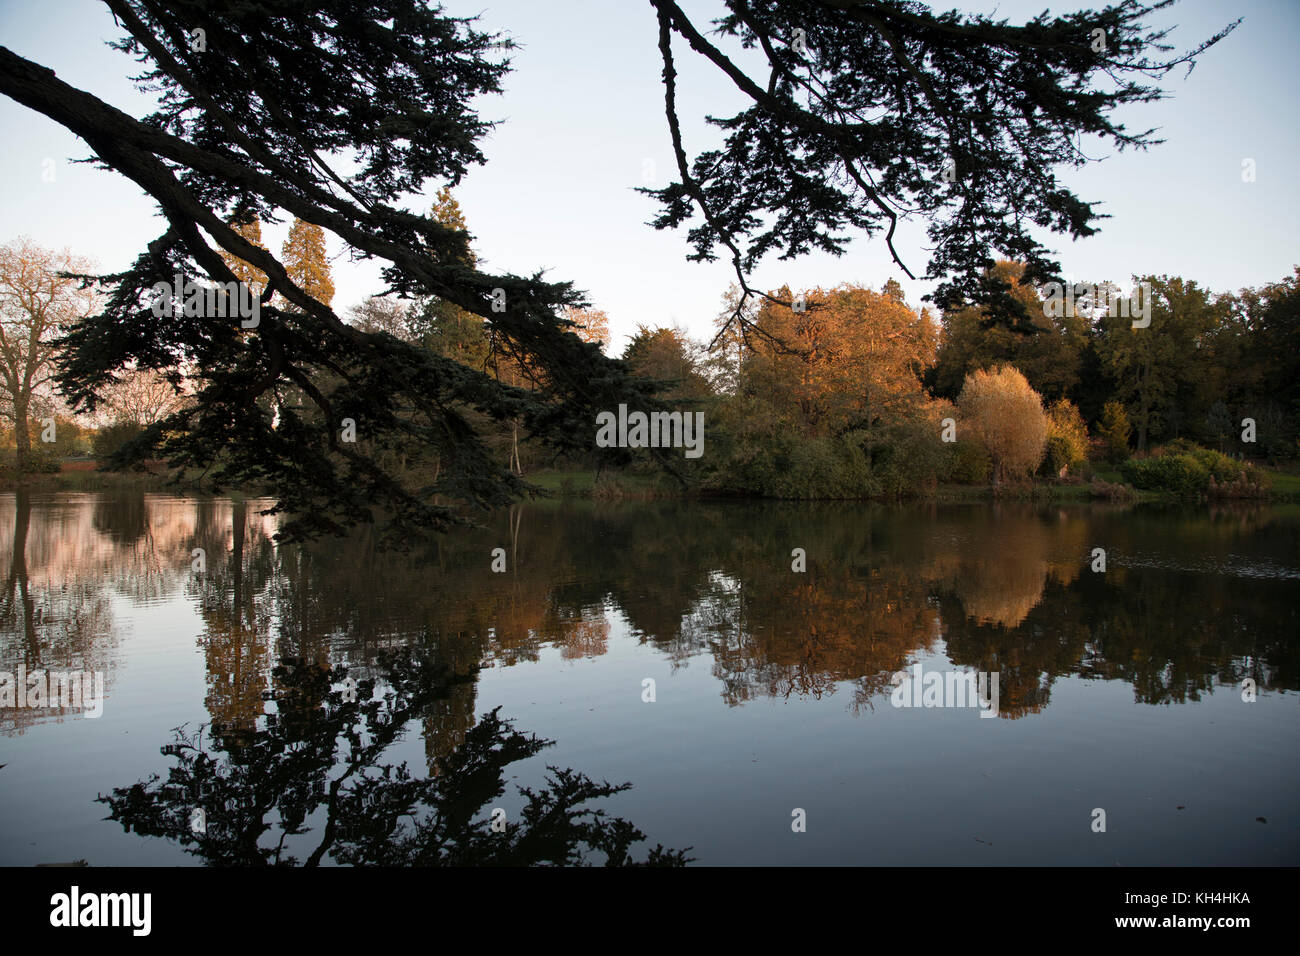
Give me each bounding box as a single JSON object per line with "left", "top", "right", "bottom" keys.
{"left": 3, "top": 197, "right": 1296, "bottom": 504}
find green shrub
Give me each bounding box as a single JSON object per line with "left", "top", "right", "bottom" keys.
{"left": 18, "top": 445, "right": 62, "bottom": 474}
{"left": 92, "top": 421, "right": 144, "bottom": 460}
{"left": 947, "top": 437, "right": 991, "bottom": 484}
{"left": 1120, "top": 442, "right": 1252, "bottom": 493}
{"left": 1121, "top": 454, "right": 1207, "bottom": 492}
{"left": 1041, "top": 434, "right": 1074, "bottom": 477}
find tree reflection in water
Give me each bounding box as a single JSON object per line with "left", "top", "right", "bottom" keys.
{"left": 97, "top": 652, "right": 692, "bottom": 866}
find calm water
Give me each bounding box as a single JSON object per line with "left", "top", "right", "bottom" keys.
{"left": 1, "top": 489, "right": 1296, "bottom": 865}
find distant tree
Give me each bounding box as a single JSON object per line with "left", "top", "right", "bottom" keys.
{"left": 281, "top": 218, "right": 334, "bottom": 308}
{"left": 881, "top": 278, "right": 907, "bottom": 305}
{"left": 957, "top": 366, "right": 1047, "bottom": 485}
{"left": 563, "top": 306, "right": 610, "bottom": 351}
{"left": 408, "top": 188, "right": 489, "bottom": 367}
{"left": 348, "top": 296, "right": 413, "bottom": 341}
{"left": 219, "top": 216, "right": 268, "bottom": 296}
{"left": 930, "top": 262, "right": 1086, "bottom": 403}
{"left": 0, "top": 239, "right": 96, "bottom": 470}
{"left": 1234, "top": 268, "right": 1300, "bottom": 459}
{"left": 1204, "top": 400, "right": 1232, "bottom": 453}
{"left": 1095, "top": 275, "right": 1229, "bottom": 452}
{"left": 428, "top": 186, "right": 475, "bottom": 265}
{"left": 1041, "top": 398, "right": 1088, "bottom": 477}
{"left": 737, "top": 283, "right": 937, "bottom": 439}
{"left": 622, "top": 325, "right": 711, "bottom": 401}
{"left": 97, "top": 366, "right": 188, "bottom": 427}
{"left": 1096, "top": 400, "right": 1132, "bottom": 464}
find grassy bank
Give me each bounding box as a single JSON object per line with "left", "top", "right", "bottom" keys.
{"left": 7, "top": 462, "right": 1298, "bottom": 505}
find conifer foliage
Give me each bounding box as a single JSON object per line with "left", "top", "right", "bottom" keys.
{"left": 0, "top": 0, "right": 657, "bottom": 541}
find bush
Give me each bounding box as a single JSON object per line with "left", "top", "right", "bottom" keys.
{"left": 1090, "top": 478, "right": 1136, "bottom": 501}
{"left": 865, "top": 412, "right": 953, "bottom": 496}
{"left": 18, "top": 445, "right": 62, "bottom": 474}
{"left": 1120, "top": 442, "right": 1260, "bottom": 494}
{"left": 947, "top": 437, "right": 991, "bottom": 484}
{"left": 1121, "top": 454, "right": 1208, "bottom": 493}
{"left": 91, "top": 421, "right": 145, "bottom": 460}
{"left": 1041, "top": 434, "right": 1075, "bottom": 478}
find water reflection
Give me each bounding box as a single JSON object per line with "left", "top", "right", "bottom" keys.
{"left": 2, "top": 492, "right": 1297, "bottom": 740}
{"left": 97, "top": 653, "right": 691, "bottom": 866}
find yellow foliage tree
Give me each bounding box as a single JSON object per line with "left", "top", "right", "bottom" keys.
{"left": 219, "top": 217, "right": 269, "bottom": 296}
{"left": 1042, "top": 398, "right": 1089, "bottom": 477}
{"left": 957, "top": 365, "right": 1048, "bottom": 485}
{"left": 740, "top": 283, "right": 938, "bottom": 437}
{"left": 281, "top": 218, "right": 334, "bottom": 307}
{"left": 562, "top": 305, "right": 610, "bottom": 351}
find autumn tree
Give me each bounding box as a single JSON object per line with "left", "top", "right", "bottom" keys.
{"left": 281, "top": 217, "right": 334, "bottom": 308}
{"left": 563, "top": 306, "right": 610, "bottom": 351}
{"left": 736, "top": 283, "right": 936, "bottom": 438}
{"left": 1041, "top": 398, "right": 1088, "bottom": 477}
{"left": 219, "top": 216, "right": 268, "bottom": 296}
{"left": 0, "top": 239, "right": 96, "bottom": 469}
{"left": 957, "top": 366, "right": 1048, "bottom": 485}
{"left": 708, "top": 282, "right": 946, "bottom": 496}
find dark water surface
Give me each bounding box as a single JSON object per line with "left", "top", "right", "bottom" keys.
{"left": 1, "top": 489, "right": 1296, "bottom": 865}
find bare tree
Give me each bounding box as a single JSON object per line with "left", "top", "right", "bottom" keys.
{"left": 97, "top": 366, "right": 189, "bottom": 427}
{"left": 0, "top": 239, "right": 95, "bottom": 468}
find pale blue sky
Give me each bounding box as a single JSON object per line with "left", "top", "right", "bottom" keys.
{"left": 1, "top": 0, "right": 1296, "bottom": 353}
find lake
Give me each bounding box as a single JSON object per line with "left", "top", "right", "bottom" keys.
{"left": 1, "top": 489, "right": 1296, "bottom": 865}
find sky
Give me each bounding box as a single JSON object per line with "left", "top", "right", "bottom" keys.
{"left": 1, "top": 0, "right": 1297, "bottom": 355}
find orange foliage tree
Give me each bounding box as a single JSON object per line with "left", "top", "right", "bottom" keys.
{"left": 957, "top": 365, "right": 1048, "bottom": 485}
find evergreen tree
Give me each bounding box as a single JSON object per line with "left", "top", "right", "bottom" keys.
{"left": 642, "top": 0, "right": 1237, "bottom": 332}
{"left": 281, "top": 218, "right": 334, "bottom": 307}
{"left": 1, "top": 1, "right": 656, "bottom": 541}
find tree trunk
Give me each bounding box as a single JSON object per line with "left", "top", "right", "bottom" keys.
{"left": 13, "top": 396, "right": 30, "bottom": 471}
